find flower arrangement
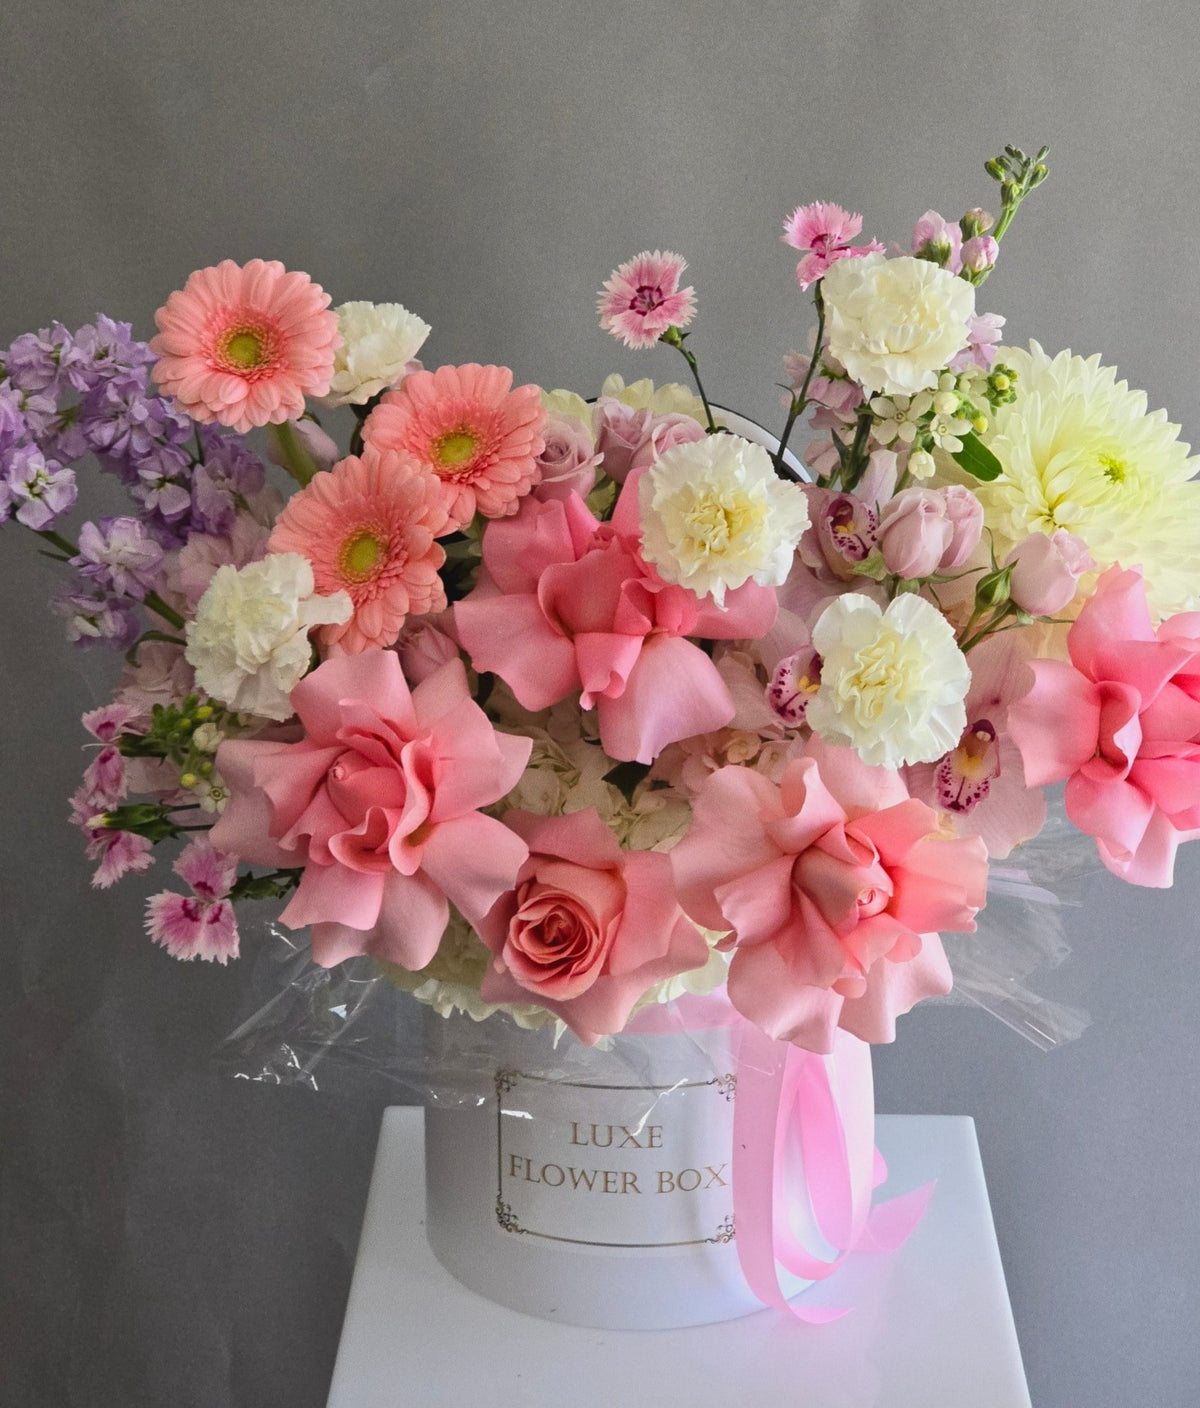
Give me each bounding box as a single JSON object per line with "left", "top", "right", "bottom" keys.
{"left": 8, "top": 142, "right": 1199, "bottom": 1057}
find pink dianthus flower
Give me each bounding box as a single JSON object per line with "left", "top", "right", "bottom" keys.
{"left": 781, "top": 202, "right": 883, "bottom": 289}
{"left": 596, "top": 251, "right": 697, "bottom": 350}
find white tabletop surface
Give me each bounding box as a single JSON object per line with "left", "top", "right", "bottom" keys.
{"left": 327, "top": 1108, "right": 1031, "bottom": 1408}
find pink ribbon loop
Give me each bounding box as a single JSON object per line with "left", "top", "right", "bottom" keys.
{"left": 732, "top": 1022, "right": 933, "bottom": 1321}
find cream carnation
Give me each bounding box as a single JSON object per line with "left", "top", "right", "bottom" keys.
{"left": 977, "top": 342, "right": 1200, "bottom": 616}
{"left": 184, "top": 554, "right": 352, "bottom": 721}
{"left": 822, "top": 253, "right": 975, "bottom": 397}
{"left": 321, "top": 301, "right": 432, "bottom": 407}
{"left": 807, "top": 592, "right": 969, "bottom": 768}
{"left": 638, "top": 434, "right": 810, "bottom": 605}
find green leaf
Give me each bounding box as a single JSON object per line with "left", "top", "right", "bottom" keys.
{"left": 951, "top": 432, "right": 1003, "bottom": 482}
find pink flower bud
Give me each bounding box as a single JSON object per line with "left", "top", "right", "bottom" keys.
{"left": 396, "top": 615, "right": 461, "bottom": 684}
{"left": 1004, "top": 530, "right": 1095, "bottom": 616}
{"left": 911, "top": 210, "right": 963, "bottom": 274}
{"left": 961, "top": 235, "right": 999, "bottom": 274}
{"left": 628, "top": 412, "right": 707, "bottom": 475}
{"left": 266, "top": 418, "right": 339, "bottom": 476}
{"left": 877, "top": 488, "right": 953, "bottom": 579}
{"left": 939, "top": 484, "right": 985, "bottom": 569}
{"left": 855, "top": 449, "right": 899, "bottom": 509}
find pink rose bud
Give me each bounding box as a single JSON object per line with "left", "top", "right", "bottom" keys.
{"left": 628, "top": 412, "right": 707, "bottom": 475}
{"left": 878, "top": 487, "right": 953, "bottom": 580}
{"left": 396, "top": 615, "right": 461, "bottom": 684}
{"left": 531, "top": 413, "right": 601, "bottom": 503}
{"left": 1004, "top": 530, "right": 1095, "bottom": 615}
{"left": 593, "top": 398, "right": 653, "bottom": 483}
{"left": 939, "top": 484, "right": 985, "bottom": 569}
{"left": 961, "top": 235, "right": 999, "bottom": 274}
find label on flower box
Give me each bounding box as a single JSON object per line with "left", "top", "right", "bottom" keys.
{"left": 493, "top": 1068, "right": 737, "bottom": 1248}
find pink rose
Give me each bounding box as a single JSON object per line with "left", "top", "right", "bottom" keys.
{"left": 939, "top": 485, "right": 984, "bottom": 569}
{"left": 671, "top": 739, "right": 987, "bottom": 1052}
{"left": 627, "top": 412, "right": 707, "bottom": 475}
{"left": 395, "top": 611, "right": 461, "bottom": 684}
{"left": 531, "top": 413, "right": 602, "bottom": 503}
{"left": 1008, "top": 566, "right": 1200, "bottom": 886}
{"left": 592, "top": 398, "right": 653, "bottom": 483}
{"left": 454, "top": 480, "right": 778, "bottom": 764}
{"left": 877, "top": 487, "right": 952, "bottom": 579}
{"left": 210, "top": 652, "right": 532, "bottom": 968}
{"left": 1004, "top": 529, "right": 1093, "bottom": 615}
{"left": 476, "top": 809, "right": 710, "bottom": 1044}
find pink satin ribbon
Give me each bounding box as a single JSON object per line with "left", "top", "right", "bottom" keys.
{"left": 732, "top": 1021, "right": 934, "bottom": 1322}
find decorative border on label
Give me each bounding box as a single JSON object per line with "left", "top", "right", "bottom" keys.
{"left": 493, "top": 1068, "right": 738, "bottom": 1248}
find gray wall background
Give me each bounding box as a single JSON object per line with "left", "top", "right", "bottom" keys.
{"left": 2, "top": 3, "right": 1198, "bottom": 1405}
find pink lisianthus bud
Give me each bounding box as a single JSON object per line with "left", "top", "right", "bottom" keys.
{"left": 1004, "top": 530, "right": 1094, "bottom": 616}
{"left": 531, "top": 413, "right": 602, "bottom": 503}
{"left": 593, "top": 398, "right": 653, "bottom": 484}
{"left": 266, "top": 417, "right": 340, "bottom": 477}
{"left": 939, "top": 485, "right": 985, "bottom": 569}
{"left": 877, "top": 488, "right": 953, "bottom": 579}
{"left": 911, "top": 210, "right": 963, "bottom": 273}
{"left": 628, "top": 412, "right": 707, "bottom": 475}
{"left": 961, "top": 235, "right": 999, "bottom": 275}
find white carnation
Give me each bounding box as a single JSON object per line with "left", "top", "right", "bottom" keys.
{"left": 638, "top": 434, "right": 810, "bottom": 606}
{"left": 185, "top": 554, "right": 352, "bottom": 721}
{"left": 822, "top": 253, "right": 975, "bottom": 397}
{"left": 321, "top": 300, "right": 432, "bottom": 406}
{"left": 807, "top": 592, "right": 969, "bottom": 768}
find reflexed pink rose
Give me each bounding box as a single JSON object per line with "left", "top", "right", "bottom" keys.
{"left": 477, "top": 809, "right": 710, "bottom": 1044}
{"left": 627, "top": 412, "right": 707, "bottom": 475}
{"left": 210, "top": 651, "right": 532, "bottom": 969}
{"left": 1004, "top": 529, "right": 1094, "bottom": 615}
{"left": 939, "top": 485, "right": 985, "bottom": 569}
{"left": 671, "top": 738, "right": 987, "bottom": 1053}
{"left": 877, "top": 487, "right": 953, "bottom": 579}
{"left": 531, "top": 413, "right": 602, "bottom": 503}
{"left": 592, "top": 398, "right": 653, "bottom": 483}
{"left": 1008, "top": 566, "right": 1200, "bottom": 886}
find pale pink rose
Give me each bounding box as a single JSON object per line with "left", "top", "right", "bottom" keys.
{"left": 476, "top": 809, "right": 710, "bottom": 1044}
{"left": 1004, "top": 529, "right": 1094, "bottom": 616}
{"left": 531, "top": 413, "right": 602, "bottom": 502}
{"left": 454, "top": 478, "right": 778, "bottom": 764}
{"left": 210, "top": 652, "right": 532, "bottom": 968}
{"left": 627, "top": 412, "right": 707, "bottom": 475}
{"left": 939, "top": 485, "right": 985, "bottom": 569}
{"left": 671, "top": 738, "right": 987, "bottom": 1052}
{"left": 911, "top": 210, "right": 963, "bottom": 273}
{"left": 592, "top": 398, "right": 652, "bottom": 483}
{"left": 877, "top": 488, "right": 952, "bottom": 579}
{"left": 395, "top": 611, "right": 461, "bottom": 684}
{"left": 1008, "top": 566, "right": 1200, "bottom": 886}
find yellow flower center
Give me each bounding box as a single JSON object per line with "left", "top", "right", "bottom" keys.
{"left": 679, "top": 491, "right": 767, "bottom": 558}
{"left": 340, "top": 530, "right": 387, "bottom": 580}
{"left": 220, "top": 326, "right": 271, "bottom": 370}
{"left": 1098, "top": 453, "right": 1128, "bottom": 484}
{"left": 434, "top": 429, "right": 479, "bottom": 471}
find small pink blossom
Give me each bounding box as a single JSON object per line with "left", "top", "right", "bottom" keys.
{"left": 89, "top": 828, "right": 154, "bottom": 890}
{"left": 82, "top": 701, "right": 139, "bottom": 743}
{"left": 1004, "top": 530, "right": 1094, "bottom": 616}
{"left": 911, "top": 210, "right": 963, "bottom": 274}
{"left": 174, "top": 836, "right": 238, "bottom": 900}
{"left": 596, "top": 251, "right": 697, "bottom": 350}
{"left": 949, "top": 312, "right": 1006, "bottom": 373}
{"left": 781, "top": 202, "right": 883, "bottom": 289}
{"left": 145, "top": 892, "right": 240, "bottom": 963}
{"left": 80, "top": 746, "right": 126, "bottom": 806}
{"left": 960, "top": 235, "right": 999, "bottom": 275}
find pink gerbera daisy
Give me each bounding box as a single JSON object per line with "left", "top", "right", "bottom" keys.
{"left": 150, "top": 259, "right": 341, "bottom": 434}
{"left": 268, "top": 447, "right": 450, "bottom": 654}
{"left": 363, "top": 363, "right": 546, "bottom": 531}
{"left": 596, "top": 250, "right": 697, "bottom": 349}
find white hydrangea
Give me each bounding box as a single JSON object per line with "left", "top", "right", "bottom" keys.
{"left": 807, "top": 592, "right": 969, "bottom": 768}
{"left": 978, "top": 341, "right": 1200, "bottom": 616}
{"left": 185, "top": 554, "right": 352, "bottom": 721}
{"left": 638, "top": 434, "right": 810, "bottom": 606}
{"left": 321, "top": 300, "right": 432, "bottom": 406}
{"left": 822, "top": 253, "right": 975, "bottom": 397}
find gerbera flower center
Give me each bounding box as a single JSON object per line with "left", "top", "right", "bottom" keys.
{"left": 340, "top": 529, "right": 388, "bottom": 580}
{"left": 434, "top": 428, "right": 479, "bottom": 471}
{"left": 215, "top": 323, "right": 275, "bottom": 373}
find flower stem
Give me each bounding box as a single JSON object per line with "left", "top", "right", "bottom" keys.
{"left": 774, "top": 287, "right": 826, "bottom": 478}
{"left": 660, "top": 327, "right": 717, "bottom": 433}
{"left": 269, "top": 419, "right": 319, "bottom": 488}
{"left": 144, "top": 591, "right": 187, "bottom": 631}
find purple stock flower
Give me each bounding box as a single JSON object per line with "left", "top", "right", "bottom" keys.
{"left": 0, "top": 443, "right": 77, "bottom": 528}
{"left": 79, "top": 369, "right": 191, "bottom": 467}
{"left": 188, "top": 428, "right": 268, "bottom": 534}
{"left": 53, "top": 577, "right": 140, "bottom": 650}
{"left": 3, "top": 324, "right": 73, "bottom": 396}
{"left": 70, "top": 316, "right": 154, "bottom": 387}
{"left": 0, "top": 383, "right": 24, "bottom": 454}
{"left": 72, "top": 516, "right": 165, "bottom": 600}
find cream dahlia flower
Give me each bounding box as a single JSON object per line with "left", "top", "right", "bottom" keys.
{"left": 185, "top": 554, "right": 351, "bottom": 721}
{"left": 599, "top": 373, "right": 709, "bottom": 424}
{"left": 808, "top": 592, "right": 970, "bottom": 768}
{"left": 822, "top": 253, "right": 975, "bottom": 397}
{"left": 321, "top": 300, "right": 432, "bottom": 406}
{"left": 978, "top": 342, "right": 1200, "bottom": 616}
{"left": 638, "top": 434, "right": 810, "bottom": 605}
